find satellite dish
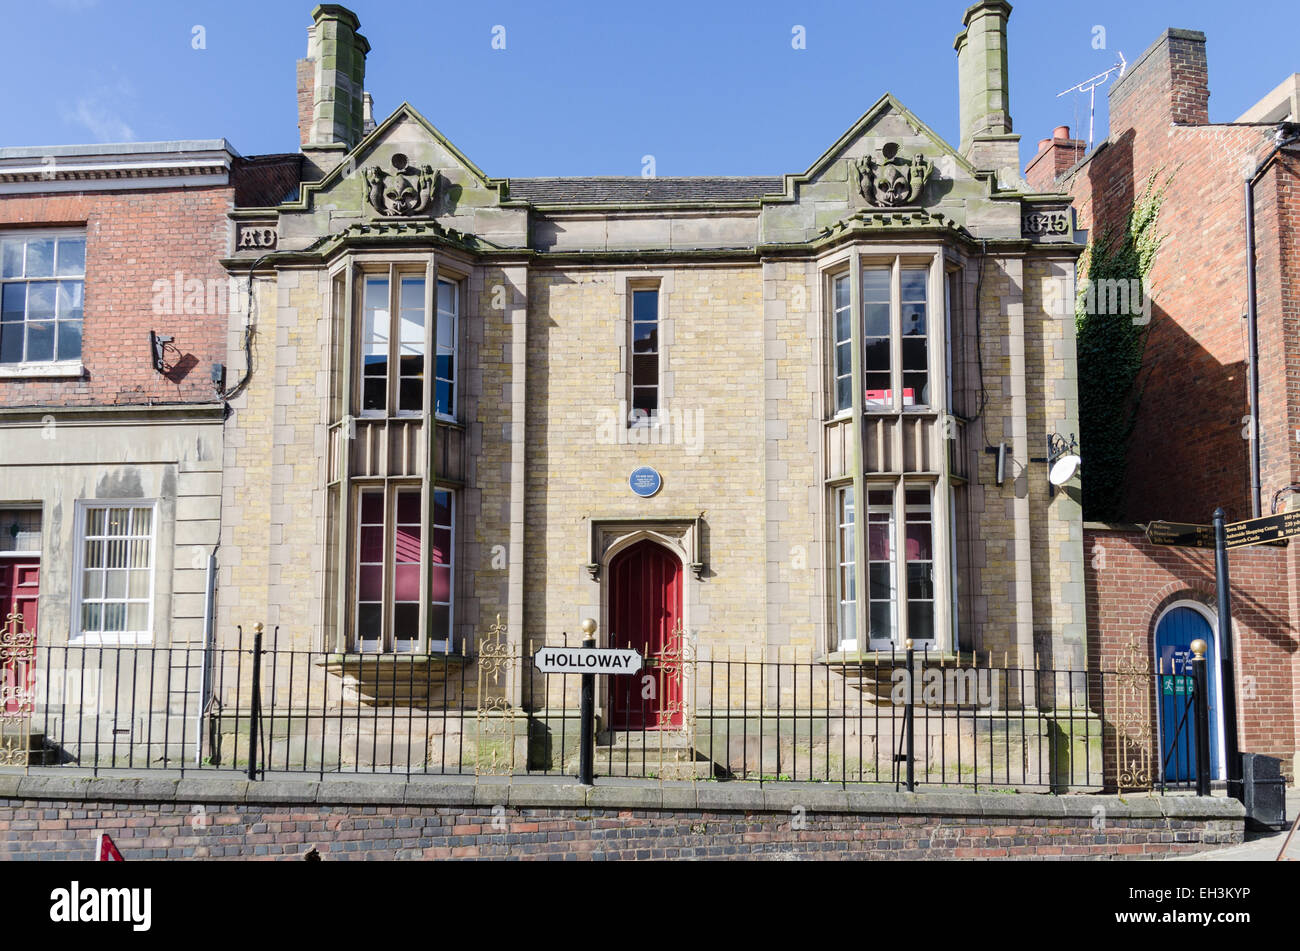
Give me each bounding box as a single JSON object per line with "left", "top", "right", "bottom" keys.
{"left": 1049, "top": 453, "right": 1081, "bottom": 486}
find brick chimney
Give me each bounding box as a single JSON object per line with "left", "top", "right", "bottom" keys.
{"left": 297, "top": 5, "right": 370, "bottom": 173}
{"left": 1023, "top": 125, "right": 1088, "bottom": 191}
{"left": 954, "top": 1, "right": 1021, "bottom": 178}
{"left": 1109, "top": 28, "right": 1209, "bottom": 137}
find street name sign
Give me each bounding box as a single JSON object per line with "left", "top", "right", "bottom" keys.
{"left": 1224, "top": 510, "right": 1300, "bottom": 549}
{"left": 533, "top": 647, "right": 643, "bottom": 674}
{"left": 1145, "top": 521, "right": 1215, "bottom": 548}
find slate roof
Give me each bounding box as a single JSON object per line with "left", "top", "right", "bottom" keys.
{"left": 233, "top": 153, "right": 304, "bottom": 207}
{"left": 506, "top": 176, "right": 785, "bottom": 205}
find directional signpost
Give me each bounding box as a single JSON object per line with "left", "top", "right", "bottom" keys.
{"left": 535, "top": 619, "right": 642, "bottom": 784}
{"left": 1222, "top": 510, "right": 1300, "bottom": 549}
{"left": 1145, "top": 521, "right": 1215, "bottom": 549}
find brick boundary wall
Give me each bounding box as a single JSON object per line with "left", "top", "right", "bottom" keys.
{"left": 0, "top": 773, "right": 1244, "bottom": 861}
{"left": 1084, "top": 525, "right": 1298, "bottom": 777}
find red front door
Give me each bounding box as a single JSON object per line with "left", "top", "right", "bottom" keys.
{"left": 608, "top": 540, "right": 683, "bottom": 730}
{"left": 0, "top": 558, "right": 39, "bottom": 714}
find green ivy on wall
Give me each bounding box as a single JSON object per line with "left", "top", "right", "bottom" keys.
{"left": 1075, "top": 169, "right": 1173, "bottom": 521}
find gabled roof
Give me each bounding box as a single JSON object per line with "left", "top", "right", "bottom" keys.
{"left": 795, "top": 92, "right": 978, "bottom": 184}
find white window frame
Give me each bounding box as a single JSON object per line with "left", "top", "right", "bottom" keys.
{"left": 428, "top": 486, "right": 455, "bottom": 652}
{"left": 355, "top": 267, "right": 461, "bottom": 422}
{"left": 859, "top": 255, "right": 939, "bottom": 414}
{"left": 434, "top": 277, "right": 458, "bottom": 423}
{"left": 830, "top": 272, "right": 853, "bottom": 418}
{"left": 0, "top": 228, "right": 87, "bottom": 374}
{"left": 864, "top": 484, "right": 898, "bottom": 651}
{"left": 834, "top": 483, "right": 857, "bottom": 650}
{"left": 358, "top": 274, "right": 393, "bottom": 419}
{"left": 351, "top": 483, "right": 455, "bottom": 654}
{"left": 70, "top": 500, "right": 157, "bottom": 646}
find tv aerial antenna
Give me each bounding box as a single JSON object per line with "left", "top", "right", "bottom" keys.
{"left": 1057, "top": 53, "right": 1127, "bottom": 151}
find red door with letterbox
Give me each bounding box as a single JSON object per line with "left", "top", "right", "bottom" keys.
{"left": 608, "top": 540, "right": 682, "bottom": 730}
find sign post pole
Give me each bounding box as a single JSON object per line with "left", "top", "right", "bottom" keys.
{"left": 1212, "top": 508, "right": 1242, "bottom": 795}
{"left": 579, "top": 618, "right": 597, "bottom": 786}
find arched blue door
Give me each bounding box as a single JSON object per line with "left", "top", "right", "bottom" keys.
{"left": 1154, "top": 606, "right": 1220, "bottom": 782}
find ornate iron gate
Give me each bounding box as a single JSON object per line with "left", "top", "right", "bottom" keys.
{"left": 0, "top": 613, "right": 36, "bottom": 767}
{"left": 475, "top": 615, "right": 517, "bottom": 777}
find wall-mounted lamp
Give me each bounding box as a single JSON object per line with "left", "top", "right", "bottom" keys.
{"left": 1271, "top": 484, "right": 1300, "bottom": 514}
{"left": 149, "top": 331, "right": 174, "bottom": 374}
{"left": 981, "top": 441, "right": 1010, "bottom": 486}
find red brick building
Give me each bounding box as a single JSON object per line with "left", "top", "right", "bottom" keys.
{"left": 1026, "top": 29, "right": 1300, "bottom": 777}
{"left": 0, "top": 142, "right": 295, "bottom": 675}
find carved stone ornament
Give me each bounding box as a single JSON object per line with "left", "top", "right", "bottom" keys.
{"left": 853, "top": 142, "right": 933, "bottom": 207}
{"left": 364, "top": 152, "right": 440, "bottom": 216}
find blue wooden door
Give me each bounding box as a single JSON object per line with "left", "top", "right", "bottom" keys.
{"left": 1155, "top": 607, "right": 1220, "bottom": 782}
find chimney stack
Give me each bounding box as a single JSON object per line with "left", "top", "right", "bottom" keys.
{"left": 954, "top": 0, "right": 1014, "bottom": 155}
{"left": 297, "top": 5, "right": 370, "bottom": 173}
{"left": 1109, "top": 29, "right": 1209, "bottom": 138}
{"left": 1023, "top": 125, "right": 1088, "bottom": 192}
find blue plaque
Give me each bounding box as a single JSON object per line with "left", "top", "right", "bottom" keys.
{"left": 629, "top": 466, "right": 662, "bottom": 498}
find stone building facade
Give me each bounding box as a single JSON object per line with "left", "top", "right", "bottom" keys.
{"left": 214, "top": 0, "right": 1085, "bottom": 723}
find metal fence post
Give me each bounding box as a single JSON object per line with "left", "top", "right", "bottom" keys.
{"left": 1191, "top": 638, "right": 1212, "bottom": 797}
{"left": 247, "top": 623, "right": 263, "bottom": 781}
{"left": 905, "top": 638, "right": 915, "bottom": 792}
{"left": 578, "top": 618, "right": 596, "bottom": 785}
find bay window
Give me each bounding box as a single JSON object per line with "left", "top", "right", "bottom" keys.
{"left": 356, "top": 270, "right": 458, "bottom": 420}
{"left": 862, "top": 261, "right": 930, "bottom": 410}
{"left": 354, "top": 484, "right": 454, "bottom": 653}
{"left": 834, "top": 481, "right": 938, "bottom": 651}
{"left": 827, "top": 249, "right": 950, "bottom": 652}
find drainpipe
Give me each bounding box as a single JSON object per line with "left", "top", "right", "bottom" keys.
{"left": 1244, "top": 123, "right": 1300, "bottom": 518}
{"left": 194, "top": 544, "right": 217, "bottom": 765}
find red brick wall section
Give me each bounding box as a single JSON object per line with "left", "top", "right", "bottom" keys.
{"left": 0, "top": 801, "right": 1243, "bottom": 861}
{"left": 0, "top": 186, "right": 233, "bottom": 408}
{"left": 1063, "top": 31, "right": 1283, "bottom": 524}
{"left": 1084, "top": 527, "right": 1298, "bottom": 769}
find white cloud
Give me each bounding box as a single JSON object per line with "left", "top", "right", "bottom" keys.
{"left": 61, "top": 80, "right": 136, "bottom": 143}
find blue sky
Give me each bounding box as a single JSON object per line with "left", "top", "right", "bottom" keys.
{"left": 6, "top": 0, "right": 1297, "bottom": 176}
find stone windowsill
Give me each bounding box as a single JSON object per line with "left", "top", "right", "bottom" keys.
{"left": 316, "top": 652, "right": 467, "bottom": 669}
{"left": 0, "top": 361, "right": 85, "bottom": 380}
{"left": 820, "top": 651, "right": 971, "bottom": 666}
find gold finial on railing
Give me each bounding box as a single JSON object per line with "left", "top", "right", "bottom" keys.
{"left": 1190, "top": 638, "right": 1207, "bottom": 659}
{"left": 254, "top": 622, "right": 264, "bottom": 635}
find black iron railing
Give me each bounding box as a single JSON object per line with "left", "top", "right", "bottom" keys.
{"left": 2, "top": 634, "right": 1213, "bottom": 794}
